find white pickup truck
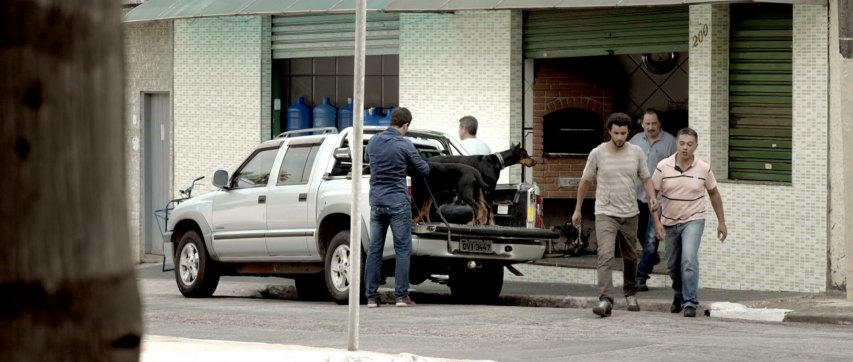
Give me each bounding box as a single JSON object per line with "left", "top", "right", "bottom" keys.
{"left": 163, "top": 127, "right": 557, "bottom": 304}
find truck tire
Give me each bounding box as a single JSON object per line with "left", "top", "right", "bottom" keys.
{"left": 174, "top": 230, "right": 220, "bottom": 298}
{"left": 294, "top": 273, "right": 331, "bottom": 301}
{"left": 449, "top": 263, "right": 504, "bottom": 303}
{"left": 324, "top": 230, "right": 365, "bottom": 305}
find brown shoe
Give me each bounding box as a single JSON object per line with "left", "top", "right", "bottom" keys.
{"left": 671, "top": 296, "right": 684, "bottom": 313}
{"left": 626, "top": 295, "right": 640, "bottom": 312}
{"left": 367, "top": 299, "right": 380, "bottom": 308}
{"left": 592, "top": 299, "right": 612, "bottom": 317}
{"left": 683, "top": 306, "right": 696, "bottom": 318}
{"left": 395, "top": 296, "right": 416, "bottom": 307}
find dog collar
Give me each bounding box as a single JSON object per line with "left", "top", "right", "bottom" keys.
{"left": 493, "top": 152, "right": 505, "bottom": 168}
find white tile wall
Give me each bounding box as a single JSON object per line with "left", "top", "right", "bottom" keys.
{"left": 687, "top": 4, "right": 829, "bottom": 293}
{"left": 173, "top": 16, "right": 268, "bottom": 196}
{"left": 400, "top": 10, "right": 523, "bottom": 183}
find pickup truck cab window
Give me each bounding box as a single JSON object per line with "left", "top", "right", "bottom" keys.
{"left": 278, "top": 144, "right": 320, "bottom": 186}
{"left": 232, "top": 148, "right": 278, "bottom": 189}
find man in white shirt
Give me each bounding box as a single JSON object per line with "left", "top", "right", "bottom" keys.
{"left": 458, "top": 116, "right": 492, "bottom": 155}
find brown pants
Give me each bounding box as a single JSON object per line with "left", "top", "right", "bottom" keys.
{"left": 595, "top": 214, "right": 639, "bottom": 302}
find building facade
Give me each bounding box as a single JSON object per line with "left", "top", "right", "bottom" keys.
{"left": 123, "top": 0, "right": 852, "bottom": 295}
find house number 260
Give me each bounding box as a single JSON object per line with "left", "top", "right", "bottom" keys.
{"left": 692, "top": 24, "right": 709, "bottom": 48}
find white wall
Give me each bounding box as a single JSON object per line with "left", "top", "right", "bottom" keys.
{"left": 399, "top": 10, "right": 523, "bottom": 183}
{"left": 829, "top": 0, "right": 853, "bottom": 297}
{"left": 173, "top": 16, "right": 271, "bottom": 196}
{"left": 690, "top": 4, "right": 829, "bottom": 293}
{"left": 124, "top": 20, "right": 173, "bottom": 262}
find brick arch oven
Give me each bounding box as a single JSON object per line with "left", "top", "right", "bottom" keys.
{"left": 532, "top": 58, "right": 615, "bottom": 202}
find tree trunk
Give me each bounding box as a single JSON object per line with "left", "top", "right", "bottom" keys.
{"left": 0, "top": 1, "right": 142, "bottom": 361}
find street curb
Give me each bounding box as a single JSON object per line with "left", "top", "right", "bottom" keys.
{"left": 264, "top": 285, "right": 695, "bottom": 314}
{"left": 263, "top": 285, "right": 851, "bottom": 325}
{"left": 783, "top": 312, "right": 853, "bottom": 325}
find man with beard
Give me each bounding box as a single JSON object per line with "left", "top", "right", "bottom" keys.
{"left": 572, "top": 112, "right": 658, "bottom": 317}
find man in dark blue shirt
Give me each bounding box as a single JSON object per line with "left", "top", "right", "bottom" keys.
{"left": 364, "top": 107, "right": 430, "bottom": 308}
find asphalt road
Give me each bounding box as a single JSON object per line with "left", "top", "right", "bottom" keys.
{"left": 138, "top": 265, "right": 853, "bottom": 361}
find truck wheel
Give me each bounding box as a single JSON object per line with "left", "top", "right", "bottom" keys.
{"left": 294, "top": 273, "right": 331, "bottom": 301}
{"left": 324, "top": 230, "right": 365, "bottom": 305}
{"left": 174, "top": 230, "right": 220, "bottom": 298}
{"left": 449, "top": 263, "right": 504, "bottom": 303}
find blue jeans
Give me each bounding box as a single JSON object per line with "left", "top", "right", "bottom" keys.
{"left": 636, "top": 201, "right": 659, "bottom": 282}
{"left": 365, "top": 202, "right": 412, "bottom": 300}
{"left": 664, "top": 219, "right": 705, "bottom": 309}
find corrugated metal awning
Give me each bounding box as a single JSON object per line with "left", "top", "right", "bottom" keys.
{"left": 124, "top": 0, "right": 827, "bottom": 23}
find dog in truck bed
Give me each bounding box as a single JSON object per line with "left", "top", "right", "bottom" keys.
{"left": 429, "top": 143, "right": 537, "bottom": 191}
{"left": 429, "top": 143, "right": 537, "bottom": 203}
{"left": 410, "top": 162, "right": 494, "bottom": 225}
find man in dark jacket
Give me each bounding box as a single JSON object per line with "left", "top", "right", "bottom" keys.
{"left": 364, "top": 107, "right": 430, "bottom": 308}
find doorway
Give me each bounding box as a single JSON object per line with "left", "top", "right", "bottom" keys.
{"left": 143, "top": 92, "right": 171, "bottom": 255}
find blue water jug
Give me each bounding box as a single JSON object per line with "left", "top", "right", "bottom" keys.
{"left": 286, "top": 96, "right": 312, "bottom": 131}
{"left": 313, "top": 97, "right": 336, "bottom": 129}
{"left": 377, "top": 106, "right": 395, "bottom": 126}
{"left": 337, "top": 98, "right": 353, "bottom": 130}
{"left": 364, "top": 107, "right": 384, "bottom": 126}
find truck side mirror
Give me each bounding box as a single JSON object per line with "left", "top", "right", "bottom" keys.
{"left": 212, "top": 170, "right": 230, "bottom": 189}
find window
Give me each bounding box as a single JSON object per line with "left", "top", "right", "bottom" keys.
{"left": 728, "top": 3, "right": 792, "bottom": 182}
{"left": 278, "top": 144, "right": 320, "bottom": 186}
{"left": 233, "top": 148, "right": 279, "bottom": 189}
{"left": 276, "top": 55, "right": 399, "bottom": 114}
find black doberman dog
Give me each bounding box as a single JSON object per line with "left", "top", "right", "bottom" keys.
{"left": 410, "top": 162, "right": 493, "bottom": 225}
{"left": 429, "top": 143, "right": 537, "bottom": 196}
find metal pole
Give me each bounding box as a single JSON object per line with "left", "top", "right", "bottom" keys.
{"left": 347, "top": 0, "right": 367, "bottom": 352}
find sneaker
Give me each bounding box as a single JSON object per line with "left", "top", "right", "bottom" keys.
{"left": 626, "top": 295, "right": 640, "bottom": 312}
{"left": 395, "top": 296, "right": 416, "bottom": 307}
{"left": 367, "top": 299, "right": 380, "bottom": 308}
{"left": 683, "top": 306, "right": 696, "bottom": 318}
{"left": 638, "top": 280, "right": 649, "bottom": 292}
{"left": 592, "top": 299, "right": 612, "bottom": 317}
{"left": 671, "top": 296, "right": 684, "bottom": 313}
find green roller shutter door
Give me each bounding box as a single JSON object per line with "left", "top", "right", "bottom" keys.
{"left": 728, "top": 5, "right": 792, "bottom": 183}
{"left": 272, "top": 13, "right": 399, "bottom": 59}
{"left": 524, "top": 7, "right": 689, "bottom": 59}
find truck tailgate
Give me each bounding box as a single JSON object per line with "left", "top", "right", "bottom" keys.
{"left": 412, "top": 223, "right": 558, "bottom": 241}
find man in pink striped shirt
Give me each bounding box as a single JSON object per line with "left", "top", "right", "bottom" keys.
{"left": 651, "top": 128, "right": 727, "bottom": 318}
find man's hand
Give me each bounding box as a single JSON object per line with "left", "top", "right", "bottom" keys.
{"left": 571, "top": 210, "right": 582, "bottom": 228}
{"left": 654, "top": 222, "right": 665, "bottom": 241}
{"left": 648, "top": 198, "right": 658, "bottom": 213}
{"left": 718, "top": 222, "right": 728, "bottom": 242}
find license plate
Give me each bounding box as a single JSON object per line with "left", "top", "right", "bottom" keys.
{"left": 460, "top": 239, "right": 493, "bottom": 253}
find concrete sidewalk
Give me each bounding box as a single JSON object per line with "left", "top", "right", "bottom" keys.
{"left": 141, "top": 335, "right": 495, "bottom": 362}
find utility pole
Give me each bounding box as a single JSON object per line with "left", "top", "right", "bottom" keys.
{"left": 347, "top": 0, "right": 367, "bottom": 351}
{"left": 0, "top": 1, "right": 142, "bottom": 361}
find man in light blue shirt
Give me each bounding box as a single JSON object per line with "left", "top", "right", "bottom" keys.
{"left": 628, "top": 109, "right": 676, "bottom": 291}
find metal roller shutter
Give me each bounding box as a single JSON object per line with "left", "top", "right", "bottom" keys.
{"left": 523, "top": 7, "right": 689, "bottom": 59}
{"left": 728, "top": 5, "right": 792, "bottom": 183}
{"left": 272, "top": 13, "right": 399, "bottom": 59}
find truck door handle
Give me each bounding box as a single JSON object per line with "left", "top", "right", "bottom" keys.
{"left": 258, "top": 195, "right": 266, "bottom": 204}
{"left": 298, "top": 193, "right": 307, "bottom": 202}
